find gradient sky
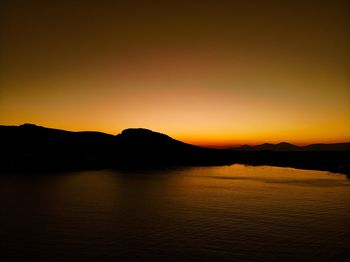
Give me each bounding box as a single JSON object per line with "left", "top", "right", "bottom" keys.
{"left": 1, "top": 0, "right": 349, "bottom": 146}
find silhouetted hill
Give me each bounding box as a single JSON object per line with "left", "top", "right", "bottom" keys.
{"left": 113, "top": 128, "right": 232, "bottom": 166}
{"left": 0, "top": 124, "right": 232, "bottom": 171}
{"left": 231, "top": 142, "right": 350, "bottom": 151}
{"left": 0, "top": 124, "right": 349, "bottom": 176}
{"left": 116, "top": 128, "right": 190, "bottom": 148}
{"left": 303, "top": 142, "right": 350, "bottom": 151}
{"left": 0, "top": 123, "right": 116, "bottom": 171}
{"left": 235, "top": 142, "right": 298, "bottom": 151}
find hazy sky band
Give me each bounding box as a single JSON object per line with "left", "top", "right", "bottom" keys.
{"left": 1, "top": 0, "right": 349, "bottom": 146}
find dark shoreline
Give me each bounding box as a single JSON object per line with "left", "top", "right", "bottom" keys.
{"left": 1, "top": 154, "right": 348, "bottom": 179}
{"left": 1, "top": 124, "right": 349, "bottom": 178}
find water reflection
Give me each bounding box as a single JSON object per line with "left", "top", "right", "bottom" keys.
{"left": 1, "top": 165, "right": 349, "bottom": 261}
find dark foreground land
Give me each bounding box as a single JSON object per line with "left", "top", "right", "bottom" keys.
{"left": 0, "top": 124, "right": 349, "bottom": 177}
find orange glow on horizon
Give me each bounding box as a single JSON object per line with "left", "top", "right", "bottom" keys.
{"left": 1, "top": 1, "right": 349, "bottom": 146}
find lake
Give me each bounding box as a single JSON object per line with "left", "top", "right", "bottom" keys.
{"left": 1, "top": 164, "right": 349, "bottom": 261}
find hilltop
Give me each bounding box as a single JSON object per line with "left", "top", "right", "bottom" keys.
{"left": 0, "top": 124, "right": 349, "bottom": 176}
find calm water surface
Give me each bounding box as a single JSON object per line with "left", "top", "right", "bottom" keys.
{"left": 1, "top": 165, "right": 349, "bottom": 261}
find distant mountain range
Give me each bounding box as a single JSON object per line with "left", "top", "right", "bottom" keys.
{"left": 230, "top": 142, "right": 350, "bottom": 151}
{"left": 0, "top": 124, "right": 349, "bottom": 176}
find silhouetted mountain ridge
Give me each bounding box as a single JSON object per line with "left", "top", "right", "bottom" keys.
{"left": 0, "top": 124, "right": 349, "bottom": 176}
{"left": 116, "top": 128, "right": 190, "bottom": 147}
{"left": 0, "top": 124, "right": 230, "bottom": 171}
{"left": 231, "top": 142, "right": 350, "bottom": 151}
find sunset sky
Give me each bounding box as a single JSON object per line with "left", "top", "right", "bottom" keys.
{"left": 1, "top": 0, "right": 349, "bottom": 147}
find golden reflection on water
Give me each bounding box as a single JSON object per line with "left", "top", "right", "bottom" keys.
{"left": 1, "top": 164, "right": 349, "bottom": 261}
{"left": 173, "top": 165, "right": 350, "bottom": 212}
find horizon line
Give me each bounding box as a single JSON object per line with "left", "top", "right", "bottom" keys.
{"left": 2, "top": 122, "right": 350, "bottom": 149}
